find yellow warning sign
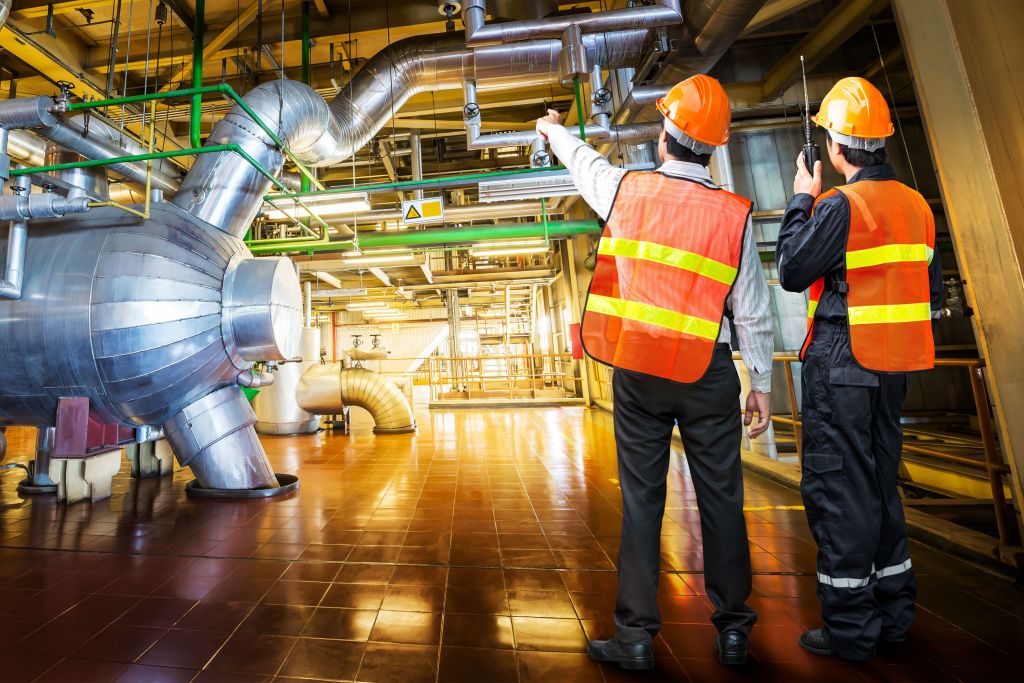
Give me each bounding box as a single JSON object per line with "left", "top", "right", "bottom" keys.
{"left": 402, "top": 197, "right": 444, "bottom": 225}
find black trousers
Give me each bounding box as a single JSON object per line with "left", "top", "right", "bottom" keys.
{"left": 801, "top": 320, "right": 916, "bottom": 661}
{"left": 612, "top": 347, "right": 756, "bottom": 645}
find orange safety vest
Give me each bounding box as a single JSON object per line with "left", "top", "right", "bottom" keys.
{"left": 581, "top": 172, "right": 750, "bottom": 383}
{"left": 800, "top": 180, "right": 935, "bottom": 372}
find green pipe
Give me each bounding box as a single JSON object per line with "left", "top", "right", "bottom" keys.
{"left": 264, "top": 166, "right": 567, "bottom": 202}
{"left": 300, "top": 1, "right": 311, "bottom": 195}
{"left": 66, "top": 84, "right": 231, "bottom": 111}
{"left": 573, "top": 77, "right": 587, "bottom": 141}
{"left": 246, "top": 220, "right": 600, "bottom": 255}
{"left": 191, "top": 0, "right": 205, "bottom": 149}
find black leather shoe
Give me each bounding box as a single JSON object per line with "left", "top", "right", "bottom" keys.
{"left": 587, "top": 637, "right": 655, "bottom": 670}
{"left": 716, "top": 630, "right": 749, "bottom": 665}
{"left": 799, "top": 628, "right": 835, "bottom": 656}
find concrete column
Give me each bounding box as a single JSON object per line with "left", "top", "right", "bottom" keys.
{"left": 893, "top": 0, "right": 1024, "bottom": 523}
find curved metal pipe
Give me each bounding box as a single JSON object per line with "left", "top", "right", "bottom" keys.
{"left": 0, "top": 221, "right": 26, "bottom": 300}
{"left": 463, "top": 0, "right": 681, "bottom": 45}
{"left": 174, "top": 30, "right": 652, "bottom": 237}
{"left": 297, "top": 364, "right": 416, "bottom": 435}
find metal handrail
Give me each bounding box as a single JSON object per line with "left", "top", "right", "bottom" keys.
{"left": 759, "top": 353, "right": 1014, "bottom": 546}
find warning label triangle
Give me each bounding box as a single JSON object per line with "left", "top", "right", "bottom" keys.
{"left": 405, "top": 205, "right": 422, "bottom": 220}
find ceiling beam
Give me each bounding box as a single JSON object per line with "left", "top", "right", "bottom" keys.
{"left": 313, "top": 0, "right": 329, "bottom": 19}
{"left": 742, "top": 0, "right": 822, "bottom": 35}
{"left": 761, "top": 0, "right": 889, "bottom": 100}
{"left": 12, "top": 0, "right": 110, "bottom": 19}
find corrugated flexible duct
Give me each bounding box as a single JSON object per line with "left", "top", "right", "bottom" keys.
{"left": 297, "top": 364, "right": 416, "bottom": 435}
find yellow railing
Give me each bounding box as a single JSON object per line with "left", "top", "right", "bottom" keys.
{"left": 764, "top": 354, "right": 1013, "bottom": 546}
{"left": 425, "top": 353, "right": 582, "bottom": 401}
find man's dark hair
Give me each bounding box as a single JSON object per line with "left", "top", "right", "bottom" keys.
{"left": 837, "top": 142, "right": 888, "bottom": 168}
{"left": 665, "top": 134, "right": 712, "bottom": 166}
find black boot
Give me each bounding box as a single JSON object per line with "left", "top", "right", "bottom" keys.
{"left": 799, "top": 628, "right": 835, "bottom": 656}
{"left": 587, "top": 637, "right": 655, "bottom": 670}
{"left": 716, "top": 630, "right": 749, "bottom": 665}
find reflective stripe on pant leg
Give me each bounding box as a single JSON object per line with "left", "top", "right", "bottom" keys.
{"left": 817, "top": 559, "right": 912, "bottom": 589}
{"left": 875, "top": 559, "right": 912, "bottom": 579}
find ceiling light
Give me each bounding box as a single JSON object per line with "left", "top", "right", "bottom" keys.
{"left": 263, "top": 192, "right": 371, "bottom": 221}
{"left": 363, "top": 311, "right": 405, "bottom": 319}
{"left": 478, "top": 171, "right": 577, "bottom": 203}
{"left": 470, "top": 246, "right": 550, "bottom": 258}
{"left": 346, "top": 301, "right": 391, "bottom": 310}
{"left": 342, "top": 254, "right": 416, "bottom": 265}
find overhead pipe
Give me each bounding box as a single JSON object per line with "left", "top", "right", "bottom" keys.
{"left": 462, "top": 0, "right": 682, "bottom": 46}
{"left": 174, "top": 29, "right": 652, "bottom": 238}
{"left": 247, "top": 219, "right": 601, "bottom": 255}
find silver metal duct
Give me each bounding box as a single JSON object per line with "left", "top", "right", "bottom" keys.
{"left": 254, "top": 327, "right": 321, "bottom": 436}
{"left": 45, "top": 144, "right": 109, "bottom": 198}
{"left": 173, "top": 30, "right": 652, "bottom": 238}
{"left": 0, "top": 203, "right": 302, "bottom": 490}
{"left": 463, "top": 0, "right": 681, "bottom": 45}
{"left": 0, "top": 0, "right": 10, "bottom": 28}
{"left": 297, "top": 364, "right": 416, "bottom": 435}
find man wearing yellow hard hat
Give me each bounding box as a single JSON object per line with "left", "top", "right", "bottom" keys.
{"left": 536, "top": 74, "right": 773, "bottom": 670}
{"left": 776, "top": 77, "right": 943, "bottom": 660}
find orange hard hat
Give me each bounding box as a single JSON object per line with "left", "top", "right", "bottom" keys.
{"left": 656, "top": 74, "right": 731, "bottom": 147}
{"left": 813, "top": 77, "right": 894, "bottom": 139}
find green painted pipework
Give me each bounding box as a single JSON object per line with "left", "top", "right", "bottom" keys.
{"left": 246, "top": 220, "right": 600, "bottom": 255}
{"left": 191, "top": 0, "right": 205, "bottom": 149}
{"left": 263, "top": 166, "right": 567, "bottom": 203}
{"left": 573, "top": 77, "right": 587, "bottom": 141}
{"left": 300, "top": 1, "right": 311, "bottom": 195}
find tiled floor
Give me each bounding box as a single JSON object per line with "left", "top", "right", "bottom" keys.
{"left": 0, "top": 406, "right": 1021, "bottom": 682}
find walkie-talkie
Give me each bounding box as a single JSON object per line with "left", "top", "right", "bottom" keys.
{"left": 800, "top": 55, "right": 820, "bottom": 170}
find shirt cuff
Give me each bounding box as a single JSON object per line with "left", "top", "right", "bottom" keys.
{"left": 787, "top": 193, "right": 815, "bottom": 216}
{"left": 547, "top": 126, "right": 586, "bottom": 167}
{"left": 749, "top": 369, "right": 773, "bottom": 394}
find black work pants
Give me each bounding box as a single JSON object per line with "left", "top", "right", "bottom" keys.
{"left": 801, "top": 320, "right": 915, "bottom": 661}
{"left": 612, "top": 347, "right": 756, "bottom": 645}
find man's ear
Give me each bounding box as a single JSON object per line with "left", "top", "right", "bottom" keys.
{"left": 660, "top": 128, "right": 669, "bottom": 144}
{"left": 828, "top": 137, "right": 842, "bottom": 159}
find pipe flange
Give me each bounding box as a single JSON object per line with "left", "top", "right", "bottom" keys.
{"left": 185, "top": 472, "right": 299, "bottom": 498}
{"left": 463, "top": 103, "right": 480, "bottom": 120}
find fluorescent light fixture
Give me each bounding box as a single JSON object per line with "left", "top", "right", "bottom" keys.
{"left": 478, "top": 170, "right": 578, "bottom": 203}
{"left": 363, "top": 311, "right": 404, "bottom": 320}
{"left": 263, "top": 192, "right": 370, "bottom": 221}
{"left": 471, "top": 246, "right": 550, "bottom": 258}
{"left": 346, "top": 301, "right": 390, "bottom": 311}
{"left": 342, "top": 254, "right": 416, "bottom": 265}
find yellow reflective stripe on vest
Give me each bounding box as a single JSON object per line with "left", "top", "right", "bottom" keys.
{"left": 846, "top": 243, "right": 933, "bottom": 270}
{"left": 586, "top": 293, "right": 720, "bottom": 340}
{"left": 598, "top": 237, "right": 737, "bottom": 286}
{"left": 807, "top": 299, "right": 818, "bottom": 319}
{"left": 848, "top": 302, "right": 931, "bottom": 325}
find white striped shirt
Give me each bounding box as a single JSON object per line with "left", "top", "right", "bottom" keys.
{"left": 548, "top": 126, "right": 774, "bottom": 393}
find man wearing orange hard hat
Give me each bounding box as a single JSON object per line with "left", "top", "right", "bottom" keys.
{"left": 537, "top": 74, "right": 773, "bottom": 670}
{"left": 776, "top": 77, "right": 943, "bottom": 661}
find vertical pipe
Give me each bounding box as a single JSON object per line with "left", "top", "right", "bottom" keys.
{"left": 304, "top": 280, "right": 313, "bottom": 328}
{"left": 105, "top": 0, "right": 124, "bottom": 96}
{"left": 573, "top": 76, "right": 587, "bottom": 140}
{"left": 712, "top": 143, "right": 735, "bottom": 192}
{"left": 590, "top": 64, "right": 610, "bottom": 129}
{"left": 300, "top": 2, "right": 312, "bottom": 194}
{"left": 409, "top": 130, "right": 424, "bottom": 200}
{"left": 190, "top": 0, "right": 206, "bottom": 149}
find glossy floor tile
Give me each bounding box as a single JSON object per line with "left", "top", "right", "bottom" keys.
{"left": 0, "top": 406, "right": 1020, "bottom": 682}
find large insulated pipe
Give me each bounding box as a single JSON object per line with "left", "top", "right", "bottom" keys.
{"left": 173, "top": 30, "right": 651, "bottom": 238}
{"left": 297, "top": 364, "right": 416, "bottom": 435}
{"left": 463, "top": 0, "right": 681, "bottom": 45}
{"left": 0, "top": 97, "right": 181, "bottom": 194}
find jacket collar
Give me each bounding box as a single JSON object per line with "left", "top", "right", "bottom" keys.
{"left": 849, "top": 163, "right": 898, "bottom": 183}
{"left": 656, "top": 160, "right": 719, "bottom": 189}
